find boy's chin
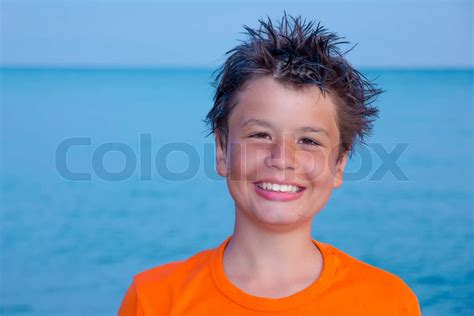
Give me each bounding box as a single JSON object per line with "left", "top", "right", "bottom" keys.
{"left": 250, "top": 207, "right": 311, "bottom": 228}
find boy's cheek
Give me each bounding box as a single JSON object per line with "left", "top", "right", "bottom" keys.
{"left": 295, "top": 151, "right": 327, "bottom": 182}
{"left": 226, "top": 146, "right": 252, "bottom": 182}
{"left": 225, "top": 144, "right": 264, "bottom": 180}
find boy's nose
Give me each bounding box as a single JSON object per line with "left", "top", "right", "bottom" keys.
{"left": 264, "top": 138, "right": 298, "bottom": 170}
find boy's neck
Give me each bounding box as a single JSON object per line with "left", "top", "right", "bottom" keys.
{"left": 222, "top": 208, "right": 322, "bottom": 287}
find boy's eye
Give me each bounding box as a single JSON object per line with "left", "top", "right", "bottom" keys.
{"left": 249, "top": 132, "right": 271, "bottom": 139}
{"left": 298, "top": 138, "right": 321, "bottom": 146}
{"left": 249, "top": 134, "right": 320, "bottom": 146}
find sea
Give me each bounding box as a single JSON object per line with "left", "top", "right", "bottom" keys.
{"left": 1, "top": 68, "right": 473, "bottom": 315}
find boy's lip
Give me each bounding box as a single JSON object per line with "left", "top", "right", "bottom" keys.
{"left": 252, "top": 178, "right": 306, "bottom": 189}
{"left": 252, "top": 182, "right": 306, "bottom": 202}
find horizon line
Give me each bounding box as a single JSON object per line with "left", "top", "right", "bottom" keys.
{"left": 1, "top": 65, "right": 473, "bottom": 72}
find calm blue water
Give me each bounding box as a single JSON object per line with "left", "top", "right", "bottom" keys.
{"left": 1, "top": 68, "right": 473, "bottom": 315}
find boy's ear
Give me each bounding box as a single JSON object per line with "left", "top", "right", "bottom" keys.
{"left": 332, "top": 151, "right": 348, "bottom": 189}
{"left": 215, "top": 133, "right": 228, "bottom": 177}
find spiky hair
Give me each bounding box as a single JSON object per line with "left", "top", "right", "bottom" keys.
{"left": 205, "top": 12, "right": 383, "bottom": 160}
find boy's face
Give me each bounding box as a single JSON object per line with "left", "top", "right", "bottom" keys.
{"left": 215, "top": 76, "right": 348, "bottom": 228}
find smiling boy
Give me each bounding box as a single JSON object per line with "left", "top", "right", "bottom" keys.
{"left": 118, "top": 14, "right": 422, "bottom": 315}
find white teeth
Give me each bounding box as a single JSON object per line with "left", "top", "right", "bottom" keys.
{"left": 258, "top": 182, "right": 302, "bottom": 193}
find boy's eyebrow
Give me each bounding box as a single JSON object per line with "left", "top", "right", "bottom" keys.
{"left": 241, "top": 118, "right": 329, "bottom": 136}
{"left": 241, "top": 118, "right": 273, "bottom": 129}
{"left": 300, "top": 126, "right": 329, "bottom": 136}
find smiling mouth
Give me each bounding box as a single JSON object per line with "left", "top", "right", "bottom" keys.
{"left": 255, "top": 182, "right": 305, "bottom": 193}
{"left": 253, "top": 182, "right": 306, "bottom": 202}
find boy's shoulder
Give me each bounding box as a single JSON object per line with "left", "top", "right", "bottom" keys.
{"left": 317, "top": 241, "right": 419, "bottom": 300}
{"left": 319, "top": 241, "right": 406, "bottom": 279}
{"left": 132, "top": 246, "right": 214, "bottom": 289}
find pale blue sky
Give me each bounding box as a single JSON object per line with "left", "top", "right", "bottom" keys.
{"left": 1, "top": 0, "right": 472, "bottom": 68}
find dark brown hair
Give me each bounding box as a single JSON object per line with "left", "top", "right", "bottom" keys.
{"left": 205, "top": 13, "right": 383, "bottom": 161}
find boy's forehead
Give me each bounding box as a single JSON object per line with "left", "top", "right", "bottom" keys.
{"left": 231, "top": 78, "right": 337, "bottom": 126}
{"left": 234, "top": 78, "right": 334, "bottom": 113}
{"left": 237, "top": 76, "right": 324, "bottom": 100}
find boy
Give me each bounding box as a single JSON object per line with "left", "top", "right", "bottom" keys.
{"left": 118, "top": 13, "right": 422, "bottom": 315}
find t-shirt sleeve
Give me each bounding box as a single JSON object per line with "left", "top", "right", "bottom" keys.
{"left": 405, "top": 291, "right": 422, "bottom": 315}
{"left": 398, "top": 282, "right": 422, "bottom": 316}
{"left": 118, "top": 282, "right": 144, "bottom": 316}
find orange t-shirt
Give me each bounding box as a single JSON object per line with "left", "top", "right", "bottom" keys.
{"left": 118, "top": 236, "right": 422, "bottom": 315}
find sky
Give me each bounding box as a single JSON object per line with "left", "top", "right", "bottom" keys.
{"left": 1, "top": 0, "right": 472, "bottom": 68}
